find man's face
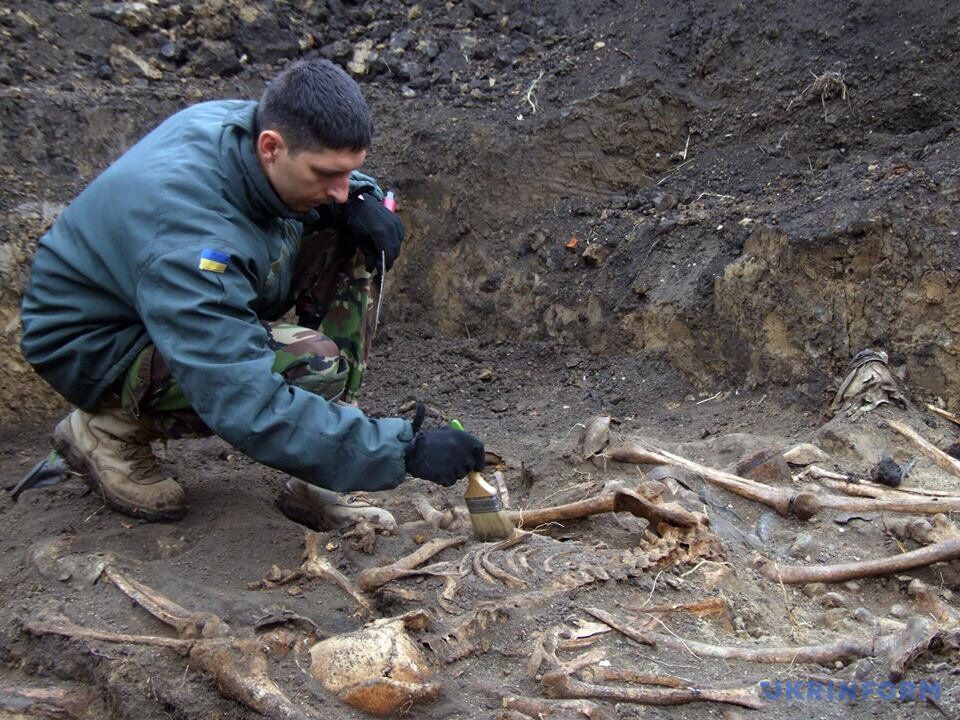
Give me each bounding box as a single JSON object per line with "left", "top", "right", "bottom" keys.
{"left": 258, "top": 130, "right": 367, "bottom": 212}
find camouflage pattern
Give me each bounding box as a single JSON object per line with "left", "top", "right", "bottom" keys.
{"left": 119, "top": 228, "right": 379, "bottom": 439}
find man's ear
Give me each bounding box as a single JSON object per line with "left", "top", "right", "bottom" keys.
{"left": 257, "top": 130, "right": 286, "bottom": 165}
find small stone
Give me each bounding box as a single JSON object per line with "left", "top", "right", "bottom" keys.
{"left": 801, "top": 582, "right": 827, "bottom": 598}
{"left": 869, "top": 456, "right": 902, "bottom": 487}
{"left": 321, "top": 39, "right": 353, "bottom": 61}
{"left": 820, "top": 592, "right": 848, "bottom": 608}
{"left": 853, "top": 607, "right": 875, "bottom": 625}
{"left": 734, "top": 448, "right": 791, "bottom": 484}
{"left": 110, "top": 44, "right": 163, "bottom": 80}
{"left": 652, "top": 192, "right": 677, "bottom": 211}
{"left": 490, "top": 399, "right": 508, "bottom": 413}
{"left": 478, "top": 369, "right": 494, "bottom": 382}
{"left": 889, "top": 604, "right": 911, "bottom": 619}
{"left": 782, "top": 443, "right": 830, "bottom": 466}
{"left": 788, "top": 532, "right": 815, "bottom": 558}
{"left": 582, "top": 243, "right": 608, "bottom": 267}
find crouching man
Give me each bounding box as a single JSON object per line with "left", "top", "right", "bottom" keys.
{"left": 20, "top": 59, "right": 483, "bottom": 522}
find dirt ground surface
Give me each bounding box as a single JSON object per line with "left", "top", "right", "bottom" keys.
{"left": 2, "top": 0, "right": 960, "bottom": 718}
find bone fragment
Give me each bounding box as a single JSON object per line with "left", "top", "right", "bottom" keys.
{"left": 610, "top": 444, "right": 795, "bottom": 515}
{"left": 503, "top": 694, "right": 606, "bottom": 719}
{"left": 25, "top": 611, "right": 193, "bottom": 651}
{"left": 583, "top": 667, "right": 691, "bottom": 688}
{"left": 581, "top": 415, "right": 611, "bottom": 460}
{"left": 907, "top": 578, "right": 960, "bottom": 627}
{"left": 926, "top": 404, "right": 960, "bottom": 427}
{"left": 412, "top": 494, "right": 457, "bottom": 529}
{"left": 189, "top": 637, "right": 320, "bottom": 720}
{"left": 104, "top": 565, "right": 229, "bottom": 638}
{"left": 27, "top": 569, "right": 320, "bottom": 720}
{"left": 585, "top": 607, "right": 874, "bottom": 666}
{"left": 301, "top": 555, "right": 373, "bottom": 615}
{"left": 612, "top": 443, "right": 960, "bottom": 519}
{"left": 0, "top": 685, "right": 95, "bottom": 719}
{"left": 541, "top": 671, "right": 765, "bottom": 710}
{"left": 884, "top": 419, "right": 960, "bottom": 480}
{"left": 760, "top": 537, "right": 960, "bottom": 585}
{"left": 357, "top": 536, "right": 467, "bottom": 592}
{"left": 884, "top": 515, "right": 960, "bottom": 546}
{"left": 506, "top": 484, "right": 685, "bottom": 529}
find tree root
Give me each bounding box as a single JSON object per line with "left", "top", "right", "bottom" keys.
{"left": 759, "top": 537, "right": 960, "bottom": 585}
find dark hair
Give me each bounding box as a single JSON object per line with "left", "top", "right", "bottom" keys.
{"left": 257, "top": 59, "right": 373, "bottom": 153}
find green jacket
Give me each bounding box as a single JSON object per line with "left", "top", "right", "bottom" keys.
{"left": 20, "top": 100, "right": 413, "bottom": 492}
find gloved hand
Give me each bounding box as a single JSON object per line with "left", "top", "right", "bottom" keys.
{"left": 341, "top": 193, "right": 405, "bottom": 273}
{"left": 405, "top": 427, "right": 485, "bottom": 487}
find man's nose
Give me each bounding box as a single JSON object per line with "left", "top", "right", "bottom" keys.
{"left": 328, "top": 176, "right": 350, "bottom": 204}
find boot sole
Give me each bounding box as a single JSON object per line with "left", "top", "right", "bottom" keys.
{"left": 53, "top": 421, "right": 186, "bottom": 522}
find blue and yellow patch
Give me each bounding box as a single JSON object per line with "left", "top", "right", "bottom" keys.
{"left": 198, "top": 249, "right": 229, "bottom": 273}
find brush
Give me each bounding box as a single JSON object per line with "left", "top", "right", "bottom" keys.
{"left": 450, "top": 419, "right": 514, "bottom": 541}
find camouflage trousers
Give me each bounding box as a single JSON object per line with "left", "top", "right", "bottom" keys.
{"left": 119, "top": 231, "right": 379, "bottom": 439}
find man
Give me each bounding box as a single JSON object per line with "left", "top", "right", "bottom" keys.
{"left": 20, "top": 59, "right": 484, "bottom": 522}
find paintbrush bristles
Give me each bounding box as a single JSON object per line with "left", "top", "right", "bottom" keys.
{"left": 464, "top": 471, "right": 515, "bottom": 541}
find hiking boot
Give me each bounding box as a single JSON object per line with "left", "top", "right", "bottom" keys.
{"left": 275, "top": 478, "right": 396, "bottom": 531}
{"left": 52, "top": 408, "right": 186, "bottom": 521}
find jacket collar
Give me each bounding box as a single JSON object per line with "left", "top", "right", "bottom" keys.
{"left": 221, "top": 102, "right": 320, "bottom": 224}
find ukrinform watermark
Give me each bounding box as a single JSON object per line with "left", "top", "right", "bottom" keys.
{"left": 760, "top": 679, "right": 941, "bottom": 702}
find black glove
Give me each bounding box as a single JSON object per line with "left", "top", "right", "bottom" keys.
{"left": 405, "top": 427, "right": 485, "bottom": 487}
{"left": 341, "top": 194, "right": 405, "bottom": 273}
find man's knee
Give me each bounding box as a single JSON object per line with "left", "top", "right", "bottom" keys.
{"left": 267, "top": 323, "right": 348, "bottom": 400}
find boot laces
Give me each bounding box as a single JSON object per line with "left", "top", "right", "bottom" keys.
{"left": 120, "top": 440, "right": 163, "bottom": 482}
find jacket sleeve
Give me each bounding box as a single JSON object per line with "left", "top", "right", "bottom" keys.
{"left": 136, "top": 242, "right": 413, "bottom": 492}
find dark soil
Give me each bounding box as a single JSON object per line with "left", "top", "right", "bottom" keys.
{"left": 1, "top": 0, "right": 959, "bottom": 718}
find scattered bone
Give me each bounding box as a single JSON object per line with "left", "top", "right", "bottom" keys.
{"left": 411, "top": 493, "right": 460, "bottom": 529}
{"left": 425, "top": 604, "right": 509, "bottom": 662}
{"left": 506, "top": 484, "right": 690, "bottom": 529}
{"left": 760, "top": 537, "right": 960, "bottom": 584}
{"left": 493, "top": 470, "right": 511, "bottom": 508}
{"left": 782, "top": 443, "right": 831, "bottom": 466}
{"left": 0, "top": 684, "right": 96, "bottom": 719}
{"left": 808, "top": 476, "right": 960, "bottom": 506}
{"left": 301, "top": 533, "right": 373, "bottom": 614}
{"left": 907, "top": 578, "right": 960, "bottom": 627}
{"left": 582, "top": 667, "right": 691, "bottom": 688}
{"left": 25, "top": 610, "right": 193, "bottom": 651}
{"left": 623, "top": 596, "right": 731, "bottom": 628}
{"left": 541, "top": 671, "right": 766, "bottom": 710}
{"left": 926, "top": 403, "right": 960, "bottom": 427}
{"left": 580, "top": 415, "right": 611, "bottom": 461}
{"left": 885, "top": 514, "right": 960, "bottom": 546}
{"left": 308, "top": 611, "right": 439, "bottom": 716}
{"left": 247, "top": 533, "right": 372, "bottom": 615}
{"left": 502, "top": 694, "right": 606, "bottom": 719}
{"left": 612, "top": 443, "right": 960, "bottom": 518}
{"left": 27, "top": 568, "right": 320, "bottom": 720}
{"left": 342, "top": 519, "right": 378, "bottom": 554}
{"left": 884, "top": 418, "right": 960, "bottom": 481}
{"left": 587, "top": 606, "right": 880, "bottom": 666}
{"left": 357, "top": 536, "right": 466, "bottom": 592}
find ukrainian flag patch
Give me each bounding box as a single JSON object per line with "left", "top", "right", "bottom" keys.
{"left": 198, "top": 248, "right": 229, "bottom": 273}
